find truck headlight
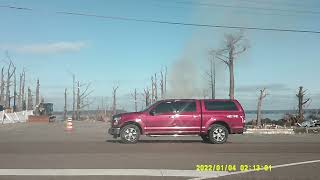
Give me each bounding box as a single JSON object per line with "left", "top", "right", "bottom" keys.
{"left": 113, "top": 116, "right": 121, "bottom": 126}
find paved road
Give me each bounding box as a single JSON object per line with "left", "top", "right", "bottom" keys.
{"left": 0, "top": 121, "right": 319, "bottom": 180}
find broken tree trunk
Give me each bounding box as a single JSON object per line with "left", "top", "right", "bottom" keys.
{"left": 154, "top": 73, "right": 158, "bottom": 101}
{"left": 0, "top": 67, "right": 4, "bottom": 106}
{"left": 112, "top": 86, "right": 119, "bottom": 116}
{"left": 27, "top": 87, "right": 33, "bottom": 110}
{"left": 296, "top": 86, "right": 310, "bottom": 124}
{"left": 144, "top": 88, "right": 150, "bottom": 107}
{"left": 13, "top": 72, "right": 17, "bottom": 112}
{"left": 151, "top": 76, "right": 154, "bottom": 103}
{"left": 76, "top": 81, "right": 80, "bottom": 120}
{"left": 64, "top": 88, "right": 67, "bottom": 121}
{"left": 256, "top": 88, "right": 268, "bottom": 127}
{"left": 131, "top": 88, "right": 138, "bottom": 112}
{"left": 35, "top": 79, "right": 40, "bottom": 106}
{"left": 160, "top": 71, "right": 164, "bottom": 99}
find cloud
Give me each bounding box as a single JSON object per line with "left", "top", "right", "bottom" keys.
{"left": 0, "top": 41, "right": 87, "bottom": 54}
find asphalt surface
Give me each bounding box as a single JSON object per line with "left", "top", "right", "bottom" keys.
{"left": 0, "top": 121, "right": 320, "bottom": 180}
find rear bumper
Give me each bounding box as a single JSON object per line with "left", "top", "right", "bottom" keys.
{"left": 108, "top": 127, "right": 120, "bottom": 135}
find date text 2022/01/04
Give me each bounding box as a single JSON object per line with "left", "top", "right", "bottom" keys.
{"left": 196, "top": 164, "right": 272, "bottom": 172}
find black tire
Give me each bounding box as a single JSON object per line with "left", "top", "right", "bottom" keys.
{"left": 200, "top": 135, "right": 210, "bottom": 143}
{"left": 120, "top": 124, "right": 140, "bottom": 144}
{"left": 208, "top": 124, "right": 228, "bottom": 144}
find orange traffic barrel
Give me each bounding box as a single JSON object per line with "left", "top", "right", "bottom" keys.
{"left": 65, "top": 117, "right": 73, "bottom": 131}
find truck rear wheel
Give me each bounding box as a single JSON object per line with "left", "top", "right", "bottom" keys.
{"left": 208, "top": 124, "right": 228, "bottom": 144}
{"left": 120, "top": 124, "right": 140, "bottom": 144}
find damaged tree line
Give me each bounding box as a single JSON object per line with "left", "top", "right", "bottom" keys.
{"left": 0, "top": 52, "right": 42, "bottom": 113}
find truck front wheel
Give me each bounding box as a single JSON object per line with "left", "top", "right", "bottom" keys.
{"left": 208, "top": 124, "right": 228, "bottom": 144}
{"left": 120, "top": 124, "right": 140, "bottom": 144}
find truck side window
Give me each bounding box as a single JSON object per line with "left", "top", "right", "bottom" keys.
{"left": 204, "top": 101, "right": 238, "bottom": 111}
{"left": 173, "top": 101, "right": 196, "bottom": 113}
{"left": 153, "top": 101, "right": 174, "bottom": 115}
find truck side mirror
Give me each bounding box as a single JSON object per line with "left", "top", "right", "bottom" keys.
{"left": 149, "top": 109, "right": 156, "bottom": 116}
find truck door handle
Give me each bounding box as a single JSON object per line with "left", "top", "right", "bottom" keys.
{"left": 169, "top": 115, "right": 175, "bottom": 119}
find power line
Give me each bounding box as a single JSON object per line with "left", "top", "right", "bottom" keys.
{"left": 167, "top": 0, "right": 320, "bottom": 15}
{"left": 1, "top": 5, "right": 320, "bottom": 34}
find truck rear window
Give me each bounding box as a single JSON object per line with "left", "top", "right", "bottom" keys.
{"left": 204, "top": 100, "right": 238, "bottom": 111}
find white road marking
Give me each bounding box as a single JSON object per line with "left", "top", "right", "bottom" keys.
{"left": 0, "top": 159, "right": 319, "bottom": 179}
{"left": 188, "top": 159, "right": 320, "bottom": 180}
{"left": 0, "top": 169, "right": 230, "bottom": 178}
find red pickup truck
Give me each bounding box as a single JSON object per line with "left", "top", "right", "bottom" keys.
{"left": 108, "top": 99, "right": 245, "bottom": 144}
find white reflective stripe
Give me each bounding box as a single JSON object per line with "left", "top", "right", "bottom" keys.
{"left": 226, "top": 115, "right": 239, "bottom": 118}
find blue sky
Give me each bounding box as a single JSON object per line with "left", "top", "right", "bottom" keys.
{"left": 0, "top": 0, "right": 320, "bottom": 111}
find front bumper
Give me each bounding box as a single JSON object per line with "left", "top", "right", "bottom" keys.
{"left": 108, "top": 127, "right": 120, "bottom": 136}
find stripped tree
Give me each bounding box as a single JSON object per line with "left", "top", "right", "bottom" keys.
{"left": 76, "top": 81, "right": 93, "bottom": 120}
{"left": 164, "top": 66, "right": 167, "bottom": 97}
{"left": 27, "top": 87, "right": 33, "bottom": 110}
{"left": 256, "top": 88, "right": 268, "bottom": 127}
{"left": 154, "top": 73, "right": 158, "bottom": 101}
{"left": 160, "top": 70, "right": 164, "bottom": 99}
{"left": 35, "top": 79, "right": 40, "bottom": 106}
{"left": 151, "top": 76, "right": 154, "bottom": 103}
{"left": 0, "top": 67, "right": 5, "bottom": 106}
{"left": 72, "top": 74, "right": 76, "bottom": 120}
{"left": 296, "top": 86, "right": 310, "bottom": 124}
{"left": 131, "top": 88, "right": 138, "bottom": 112}
{"left": 144, "top": 88, "right": 150, "bottom": 107}
{"left": 21, "top": 70, "right": 26, "bottom": 110}
{"left": 64, "top": 88, "right": 67, "bottom": 121}
{"left": 207, "top": 51, "right": 217, "bottom": 99}
{"left": 112, "top": 86, "right": 119, "bottom": 115}
{"left": 13, "top": 71, "right": 17, "bottom": 111}
{"left": 215, "top": 31, "right": 248, "bottom": 100}
{"left": 5, "top": 58, "right": 16, "bottom": 108}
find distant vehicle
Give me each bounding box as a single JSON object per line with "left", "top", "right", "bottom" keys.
{"left": 108, "top": 99, "right": 245, "bottom": 144}
{"left": 33, "top": 102, "right": 56, "bottom": 122}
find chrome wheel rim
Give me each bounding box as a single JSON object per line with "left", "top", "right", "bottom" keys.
{"left": 213, "top": 127, "right": 226, "bottom": 142}
{"left": 124, "top": 127, "right": 137, "bottom": 142}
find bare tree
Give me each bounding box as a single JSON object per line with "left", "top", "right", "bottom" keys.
{"left": 16, "top": 73, "right": 23, "bottom": 111}
{"left": 296, "top": 86, "right": 310, "bottom": 124}
{"left": 35, "top": 79, "right": 40, "bottom": 106}
{"left": 144, "top": 88, "right": 150, "bottom": 107}
{"left": 72, "top": 74, "right": 76, "bottom": 119}
{"left": 64, "top": 88, "right": 67, "bottom": 121}
{"left": 27, "top": 87, "right": 33, "bottom": 110}
{"left": 21, "top": 70, "right": 26, "bottom": 110}
{"left": 13, "top": 71, "right": 17, "bottom": 111}
{"left": 207, "top": 51, "right": 217, "bottom": 99}
{"left": 215, "top": 32, "right": 248, "bottom": 99}
{"left": 76, "top": 81, "right": 93, "bottom": 120}
{"left": 154, "top": 73, "right": 158, "bottom": 101}
{"left": 164, "top": 66, "right": 167, "bottom": 97}
{"left": 5, "top": 59, "right": 16, "bottom": 108}
{"left": 256, "top": 88, "right": 268, "bottom": 127}
{"left": 112, "top": 86, "right": 119, "bottom": 115}
{"left": 151, "top": 76, "right": 154, "bottom": 103}
{"left": 0, "top": 67, "right": 5, "bottom": 106}
{"left": 131, "top": 88, "right": 138, "bottom": 112}
{"left": 160, "top": 70, "right": 164, "bottom": 99}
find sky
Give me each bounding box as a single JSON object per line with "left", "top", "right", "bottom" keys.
{"left": 0, "top": 0, "right": 320, "bottom": 111}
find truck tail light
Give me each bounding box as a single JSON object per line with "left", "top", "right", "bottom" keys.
{"left": 240, "top": 115, "right": 245, "bottom": 123}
